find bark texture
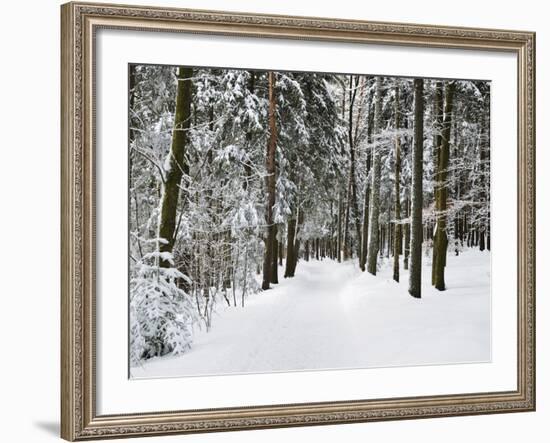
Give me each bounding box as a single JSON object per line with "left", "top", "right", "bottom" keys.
{"left": 158, "top": 66, "right": 193, "bottom": 268}
{"left": 359, "top": 105, "right": 374, "bottom": 272}
{"left": 393, "top": 84, "right": 402, "bottom": 282}
{"left": 262, "top": 72, "right": 278, "bottom": 290}
{"left": 366, "top": 77, "right": 383, "bottom": 275}
{"left": 408, "top": 78, "right": 424, "bottom": 298}
{"left": 432, "top": 81, "right": 455, "bottom": 291}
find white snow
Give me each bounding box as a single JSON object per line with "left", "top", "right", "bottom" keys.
{"left": 130, "top": 249, "right": 490, "bottom": 378}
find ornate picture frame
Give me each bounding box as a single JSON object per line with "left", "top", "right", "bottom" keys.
{"left": 61, "top": 1, "right": 535, "bottom": 440}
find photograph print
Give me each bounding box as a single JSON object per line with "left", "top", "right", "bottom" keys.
{"left": 128, "top": 64, "right": 491, "bottom": 378}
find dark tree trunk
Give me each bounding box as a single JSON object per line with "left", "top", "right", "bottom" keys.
{"left": 158, "top": 66, "right": 193, "bottom": 273}
{"left": 315, "top": 238, "right": 320, "bottom": 260}
{"left": 408, "top": 78, "right": 425, "bottom": 298}
{"left": 393, "top": 84, "right": 402, "bottom": 282}
{"left": 404, "top": 197, "right": 410, "bottom": 270}
{"left": 430, "top": 81, "right": 443, "bottom": 285}
{"left": 432, "top": 81, "right": 456, "bottom": 291}
{"left": 360, "top": 106, "right": 374, "bottom": 272}
{"left": 346, "top": 76, "right": 363, "bottom": 261}
{"left": 479, "top": 110, "right": 489, "bottom": 252}
{"left": 262, "top": 72, "right": 277, "bottom": 290}
{"left": 284, "top": 217, "right": 297, "bottom": 278}
{"left": 383, "top": 226, "right": 386, "bottom": 257}
{"left": 291, "top": 209, "right": 304, "bottom": 274}
{"left": 432, "top": 81, "right": 443, "bottom": 199}
{"left": 366, "top": 77, "right": 383, "bottom": 275}
{"left": 337, "top": 190, "right": 343, "bottom": 262}
{"left": 343, "top": 180, "right": 351, "bottom": 260}
{"left": 270, "top": 226, "right": 279, "bottom": 284}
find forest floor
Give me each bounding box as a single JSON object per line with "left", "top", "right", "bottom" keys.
{"left": 131, "top": 249, "right": 491, "bottom": 378}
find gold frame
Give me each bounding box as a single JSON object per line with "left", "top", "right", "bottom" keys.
{"left": 61, "top": 1, "right": 536, "bottom": 440}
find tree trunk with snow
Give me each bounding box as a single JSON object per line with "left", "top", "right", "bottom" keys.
{"left": 431, "top": 81, "right": 443, "bottom": 285}
{"left": 337, "top": 190, "right": 343, "bottom": 262}
{"left": 158, "top": 66, "right": 193, "bottom": 269}
{"left": 403, "top": 197, "right": 410, "bottom": 270}
{"left": 292, "top": 209, "right": 304, "bottom": 274}
{"left": 408, "top": 78, "right": 424, "bottom": 298}
{"left": 432, "top": 81, "right": 455, "bottom": 291}
{"left": 262, "top": 71, "right": 278, "bottom": 290}
{"left": 348, "top": 76, "right": 363, "bottom": 261}
{"left": 479, "top": 110, "right": 489, "bottom": 252}
{"left": 393, "top": 83, "right": 402, "bottom": 282}
{"left": 343, "top": 181, "right": 351, "bottom": 260}
{"left": 366, "top": 77, "right": 383, "bottom": 275}
{"left": 360, "top": 106, "right": 374, "bottom": 272}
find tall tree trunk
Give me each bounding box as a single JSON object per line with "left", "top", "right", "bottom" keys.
{"left": 329, "top": 201, "right": 335, "bottom": 260}
{"left": 366, "top": 77, "right": 383, "bottom": 275}
{"left": 271, "top": 225, "right": 279, "bottom": 284}
{"left": 432, "top": 81, "right": 443, "bottom": 195}
{"left": 343, "top": 182, "right": 351, "bottom": 260}
{"left": 339, "top": 85, "right": 347, "bottom": 261}
{"left": 261, "top": 71, "right": 277, "bottom": 290}
{"left": 393, "top": 83, "right": 402, "bottom": 282}
{"left": 431, "top": 81, "right": 443, "bottom": 285}
{"left": 408, "top": 78, "right": 425, "bottom": 298}
{"left": 291, "top": 208, "right": 304, "bottom": 275}
{"left": 386, "top": 192, "right": 392, "bottom": 258}
{"left": 158, "top": 67, "right": 193, "bottom": 272}
{"left": 284, "top": 216, "right": 297, "bottom": 278}
{"left": 479, "top": 109, "right": 489, "bottom": 252}
{"left": 337, "top": 190, "right": 343, "bottom": 262}
{"left": 432, "top": 81, "right": 456, "bottom": 291}
{"left": 360, "top": 105, "right": 374, "bottom": 271}
{"left": 403, "top": 197, "right": 410, "bottom": 270}
{"left": 349, "top": 78, "right": 363, "bottom": 262}
{"left": 359, "top": 169, "right": 370, "bottom": 271}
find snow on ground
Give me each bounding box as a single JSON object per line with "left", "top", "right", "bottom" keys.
{"left": 131, "top": 249, "right": 490, "bottom": 378}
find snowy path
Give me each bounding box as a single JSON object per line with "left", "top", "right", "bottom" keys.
{"left": 131, "top": 250, "right": 490, "bottom": 378}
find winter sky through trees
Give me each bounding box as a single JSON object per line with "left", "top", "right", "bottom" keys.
{"left": 129, "top": 64, "right": 491, "bottom": 378}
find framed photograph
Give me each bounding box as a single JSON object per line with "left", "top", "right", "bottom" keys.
{"left": 61, "top": 1, "right": 536, "bottom": 440}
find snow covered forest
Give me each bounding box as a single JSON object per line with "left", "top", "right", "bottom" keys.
{"left": 129, "top": 64, "right": 491, "bottom": 375}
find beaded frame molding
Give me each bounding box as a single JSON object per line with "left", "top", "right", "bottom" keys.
{"left": 61, "top": 2, "right": 536, "bottom": 440}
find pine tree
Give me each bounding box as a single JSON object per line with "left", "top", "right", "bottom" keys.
{"left": 262, "top": 71, "right": 278, "bottom": 290}
{"left": 409, "top": 78, "right": 424, "bottom": 298}
{"left": 432, "top": 81, "right": 456, "bottom": 291}
{"left": 393, "top": 82, "right": 402, "bottom": 282}
{"left": 431, "top": 81, "right": 443, "bottom": 285}
{"left": 284, "top": 216, "right": 297, "bottom": 277}
{"left": 360, "top": 104, "right": 374, "bottom": 272}
{"left": 366, "top": 77, "right": 383, "bottom": 275}
{"left": 158, "top": 66, "right": 193, "bottom": 270}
